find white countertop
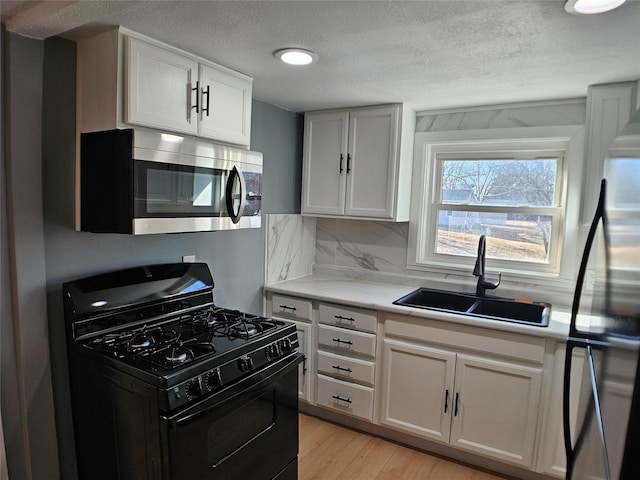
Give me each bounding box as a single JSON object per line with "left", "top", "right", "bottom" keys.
{"left": 265, "top": 273, "right": 571, "bottom": 341}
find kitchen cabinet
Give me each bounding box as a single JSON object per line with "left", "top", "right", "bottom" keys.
{"left": 301, "top": 104, "right": 415, "bottom": 221}
{"left": 77, "top": 27, "right": 252, "bottom": 147}
{"left": 315, "top": 302, "right": 377, "bottom": 421}
{"left": 269, "top": 294, "right": 314, "bottom": 403}
{"left": 381, "top": 314, "right": 544, "bottom": 469}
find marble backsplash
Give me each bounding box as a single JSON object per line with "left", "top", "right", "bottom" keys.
{"left": 265, "top": 214, "right": 316, "bottom": 285}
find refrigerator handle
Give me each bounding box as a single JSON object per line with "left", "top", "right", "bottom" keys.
{"left": 563, "top": 342, "right": 575, "bottom": 478}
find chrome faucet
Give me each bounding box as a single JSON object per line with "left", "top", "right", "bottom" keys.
{"left": 473, "top": 235, "right": 501, "bottom": 296}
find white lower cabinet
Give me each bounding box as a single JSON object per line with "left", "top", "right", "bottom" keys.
{"left": 381, "top": 338, "right": 542, "bottom": 469}
{"left": 267, "top": 294, "right": 313, "bottom": 403}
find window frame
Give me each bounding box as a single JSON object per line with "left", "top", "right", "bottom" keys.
{"left": 408, "top": 126, "right": 584, "bottom": 283}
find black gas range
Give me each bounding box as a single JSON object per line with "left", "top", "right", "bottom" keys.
{"left": 63, "top": 262, "right": 301, "bottom": 480}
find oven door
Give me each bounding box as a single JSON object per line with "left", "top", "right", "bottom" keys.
{"left": 161, "top": 354, "right": 302, "bottom": 480}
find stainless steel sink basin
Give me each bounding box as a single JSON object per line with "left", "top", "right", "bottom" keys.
{"left": 393, "top": 287, "right": 550, "bottom": 327}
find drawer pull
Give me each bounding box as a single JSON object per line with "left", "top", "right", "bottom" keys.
{"left": 332, "top": 338, "right": 353, "bottom": 346}
{"left": 455, "top": 392, "right": 460, "bottom": 417}
{"left": 279, "top": 304, "right": 297, "bottom": 311}
{"left": 331, "top": 394, "right": 352, "bottom": 404}
{"left": 332, "top": 365, "right": 353, "bottom": 373}
{"left": 334, "top": 315, "right": 355, "bottom": 322}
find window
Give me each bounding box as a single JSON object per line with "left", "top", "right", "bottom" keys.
{"left": 409, "top": 127, "right": 582, "bottom": 278}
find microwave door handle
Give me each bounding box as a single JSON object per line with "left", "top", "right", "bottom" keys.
{"left": 225, "top": 165, "right": 247, "bottom": 224}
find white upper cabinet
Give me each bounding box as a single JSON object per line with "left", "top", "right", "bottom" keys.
{"left": 301, "top": 104, "right": 415, "bottom": 221}
{"left": 126, "top": 37, "right": 199, "bottom": 135}
{"left": 77, "top": 28, "right": 252, "bottom": 147}
{"left": 197, "top": 63, "right": 252, "bottom": 146}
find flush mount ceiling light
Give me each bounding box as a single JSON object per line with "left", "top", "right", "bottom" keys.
{"left": 564, "top": 0, "right": 626, "bottom": 14}
{"left": 274, "top": 48, "right": 318, "bottom": 66}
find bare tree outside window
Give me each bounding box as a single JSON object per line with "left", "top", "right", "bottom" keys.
{"left": 435, "top": 158, "right": 559, "bottom": 263}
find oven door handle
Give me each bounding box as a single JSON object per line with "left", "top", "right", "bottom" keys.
{"left": 163, "top": 354, "right": 302, "bottom": 429}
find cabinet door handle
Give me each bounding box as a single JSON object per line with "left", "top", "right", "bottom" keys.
{"left": 444, "top": 389, "right": 449, "bottom": 413}
{"left": 339, "top": 154, "right": 344, "bottom": 174}
{"left": 302, "top": 355, "right": 307, "bottom": 374}
{"left": 334, "top": 315, "right": 355, "bottom": 323}
{"left": 346, "top": 153, "right": 352, "bottom": 174}
{"left": 454, "top": 392, "right": 460, "bottom": 417}
{"left": 332, "top": 338, "right": 353, "bottom": 346}
{"left": 201, "top": 84, "right": 210, "bottom": 117}
{"left": 332, "top": 365, "right": 353, "bottom": 373}
{"left": 332, "top": 394, "right": 352, "bottom": 404}
{"left": 191, "top": 81, "right": 200, "bottom": 114}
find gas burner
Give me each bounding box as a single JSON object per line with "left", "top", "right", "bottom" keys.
{"left": 231, "top": 322, "right": 259, "bottom": 338}
{"left": 154, "top": 346, "right": 193, "bottom": 366}
{"left": 189, "top": 309, "right": 228, "bottom": 328}
{"left": 102, "top": 326, "right": 179, "bottom": 354}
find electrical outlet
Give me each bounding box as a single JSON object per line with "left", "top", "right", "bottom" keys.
{"left": 182, "top": 255, "right": 196, "bottom": 263}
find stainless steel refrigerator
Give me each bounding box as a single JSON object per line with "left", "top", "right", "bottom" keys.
{"left": 563, "top": 110, "right": 640, "bottom": 479}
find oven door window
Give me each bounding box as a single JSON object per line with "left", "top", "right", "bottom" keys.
{"left": 135, "top": 160, "right": 227, "bottom": 217}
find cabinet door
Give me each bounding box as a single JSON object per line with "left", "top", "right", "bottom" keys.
{"left": 450, "top": 354, "right": 542, "bottom": 468}
{"left": 295, "top": 321, "right": 312, "bottom": 402}
{"left": 198, "top": 63, "right": 252, "bottom": 146}
{"left": 345, "top": 106, "right": 399, "bottom": 219}
{"left": 125, "top": 37, "right": 198, "bottom": 135}
{"left": 301, "top": 112, "right": 349, "bottom": 216}
{"left": 380, "top": 339, "right": 456, "bottom": 443}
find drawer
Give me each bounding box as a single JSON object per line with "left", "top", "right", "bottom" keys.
{"left": 316, "top": 374, "right": 374, "bottom": 421}
{"left": 270, "top": 294, "right": 312, "bottom": 322}
{"left": 319, "top": 302, "right": 377, "bottom": 333}
{"left": 318, "top": 324, "right": 376, "bottom": 358}
{"left": 317, "top": 351, "right": 375, "bottom": 386}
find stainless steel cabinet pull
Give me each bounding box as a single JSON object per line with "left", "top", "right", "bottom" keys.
{"left": 279, "top": 305, "right": 297, "bottom": 311}
{"left": 201, "top": 85, "right": 210, "bottom": 116}
{"left": 332, "top": 338, "right": 353, "bottom": 346}
{"left": 454, "top": 392, "right": 460, "bottom": 416}
{"left": 191, "top": 81, "right": 200, "bottom": 113}
{"left": 334, "top": 315, "right": 355, "bottom": 322}
{"left": 332, "top": 365, "right": 353, "bottom": 373}
{"left": 331, "top": 395, "right": 352, "bottom": 404}
{"left": 444, "top": 389, "right": 449, "bottom": 413}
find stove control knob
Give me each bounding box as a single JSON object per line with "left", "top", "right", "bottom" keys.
{"left": 265, "top": 343, "right": 280, "bottom": 359}
{"left": 205, "top": 369, "right": 222, "bottom": 389}
{"left": 238, "top": 356, "right": 253, "bottom": 372}
{"left": 186, "top": 378, "right": 203, "bottom": 397}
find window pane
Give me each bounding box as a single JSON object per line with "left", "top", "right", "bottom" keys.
{"left": 435, "top": 210, "right": 552, "bottom": 263}
{"left": 440, "top": 159, "right": 557, "bottom": 207}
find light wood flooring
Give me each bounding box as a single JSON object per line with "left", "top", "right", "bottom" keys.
{"left": 298, "top": 414, "right": 512, "bottom": 480}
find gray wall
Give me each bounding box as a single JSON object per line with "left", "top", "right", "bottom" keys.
{"left": 2, "top": 32, "right": 302, "bottom": 479}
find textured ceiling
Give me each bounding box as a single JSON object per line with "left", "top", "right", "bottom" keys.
{"left": 2, "top": 0, "right": 639, "bottom": 113}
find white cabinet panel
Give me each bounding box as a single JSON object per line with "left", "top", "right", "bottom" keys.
{"left": 317, "top": 350, "right": 375, "bottom": 386}
{"left": 126, "top": 36, "right": 198, "bottom": 135}
{"left": 316, "top": 374, "right": 374, "bottom": 421}
{"left": 198, "top": 63, "right": 252, "bottom": 146}
{"left": 270, "top": 294, "right": 312, "bottom": 322}
{"left": 450, "top": 354, "right": 542, "bottom": 468}
{"left": 318, "top": 324, "right": 376, "bottom": 358}
{"left": 318, "top": 302, "right": 377, "bottom": 333}
{"left": 301, "top": 112, "right": 348, "bottom": 216}
{"left": 380, "top": 339, "right": 456, "bottom": 443}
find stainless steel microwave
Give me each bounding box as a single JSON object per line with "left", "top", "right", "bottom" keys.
{"left": 80, "top": 129, "right": 262, "bottom": 234}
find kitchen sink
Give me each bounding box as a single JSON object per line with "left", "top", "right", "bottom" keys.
{"left": 393, "top": 287, "right": 550, "bottom": 327}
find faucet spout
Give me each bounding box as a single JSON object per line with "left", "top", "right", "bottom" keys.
{"left": 473, "top": 235, "right": 501, "bottom": 296}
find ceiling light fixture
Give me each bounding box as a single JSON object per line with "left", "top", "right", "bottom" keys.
{"left": 274, "top": 48, "right": 318, "bottom": 66}
{"left": 564, "top": 0, "right": 626, "bottom": 14}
